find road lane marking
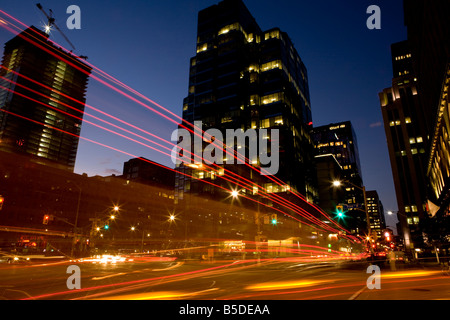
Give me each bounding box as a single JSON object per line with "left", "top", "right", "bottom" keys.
{"left": 92, "top": 273, "right": 126, "bottom": 280}
{"left": 348, "top": 286, "right": 366, "bottom": 300}
{"left": 151, "top": 261, "right": 184, "bottom": 271}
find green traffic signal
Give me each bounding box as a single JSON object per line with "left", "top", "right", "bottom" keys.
{"left": 271, "top": 219, "right": 277, "bottom": 225}
{"left": 104, "top": 224, "right": 109, "bottom": 230}
{"left": 335, "top": 205, "right": 345, "bottom": 219}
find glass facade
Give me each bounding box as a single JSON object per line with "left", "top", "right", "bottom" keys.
{"left": 0, "top": 26, "right": 91, "bottom": 171}
{"left": 177, "top": 0, "right": 317, "bottom": 204}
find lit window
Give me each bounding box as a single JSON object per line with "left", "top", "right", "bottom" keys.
{"left": 260, "top": 118, "right": 270, "bottom": 128}
{"left": 196, "top": 43, "right": 208, "bottom": 53}
{"left": 416, "top": 137, "right": 423, "bottom": 143}
{"left": 274, "top": 116, "right": 283, "bottom": 125}
{"left": 248, "top": 64, "right": 259, "bottom": 73}
{"left": 261, "top": 92, "right": 282, "bottom": 105}
{"left": 405, "top": 117, "right": 411, "bottom": 123}
{"left": 261, "top": 60, "right": 282, "bottom": 72}
{"left": 218, "top": 22, "right": 240, "bottom": 35}
{"left": 409, "top": 138, "right": 416, "bottom": 144}
{"left": 264, "top": 29, "right": 280, "bottom": 40}
{"left": 250, "top": 94, "right": 259, "bottom": 106}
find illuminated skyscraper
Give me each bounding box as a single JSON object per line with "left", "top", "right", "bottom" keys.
{"left": 365, "top": 190, "right": 386, "bottom": 239}
{"left": 379, "top": 40, "right": 428, "bottom": 250}
{"left": 312, "top": 121, "right": 366, "bottom": 234}
{"left": 0, "top": 26, "right": 91, "bottom": 171}
{"left": 176, "top": 0, "right": 316, "bottom": 203}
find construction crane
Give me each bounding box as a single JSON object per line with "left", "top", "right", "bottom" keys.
{"left": 36, "top": 3, "right": 77, "bottom": 53}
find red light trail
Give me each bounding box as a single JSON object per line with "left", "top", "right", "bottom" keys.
{"left": 0, "top": 9, "right": 362, "bottom": 242}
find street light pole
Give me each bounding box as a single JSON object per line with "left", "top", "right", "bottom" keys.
{"left": 67, "top": 180, "right": 82, "bottom": 258}
{"left": 333, "top": 180, "right": 372, "bottom": 252}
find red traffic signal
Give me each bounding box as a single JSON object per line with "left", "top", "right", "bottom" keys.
{"left": 43, "top": 215, "right": 50, "bottom": 225}
{"left": 0, "top": 195, "right": 4, "bottom": 210}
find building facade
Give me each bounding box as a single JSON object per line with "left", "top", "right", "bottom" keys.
{"left": 379, "top": 40, "right": 429, "bottom": 251}
{"left": 123, "top": 157, "right": 175, "bottom": 189}
{"left": 175, "top": 0, "right": 317, "bottom": 206}
{"left": 365, "top": 190, "right": 386, "bottom": 240}
{"left": 315, "top": 154, "right": 345, "bottom": 221}
{"left": 0, "top": 26, "right": 91, "bottom": 171}
{"left": 403, "top": 0, "right": 450, "bottom": 248}
{"left": 0, "top": 150, "right": 176, "bottom": 256}
{"left": 312, "top": 121, "right": 366, "bottom": 234}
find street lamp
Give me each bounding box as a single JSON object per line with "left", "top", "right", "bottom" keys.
{"left": 332, "top": 179, "right": 371, "bottom": 248}
{"left": 333, "top": 180, "right": 342, "bottom": 187}
{"left": 67, "top": 180, "right": 82, "bottom": 258}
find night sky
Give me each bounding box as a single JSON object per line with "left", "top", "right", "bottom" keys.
{"left": 0, "top": 0, "right": 406, "bottom": 231}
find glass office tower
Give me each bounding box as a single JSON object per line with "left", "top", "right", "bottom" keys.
{"left": 0, "top": 26, "right": 91, "bottom": 171}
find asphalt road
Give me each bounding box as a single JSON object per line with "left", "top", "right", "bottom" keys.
{"left": 0, "top": 256, "right": 449, "bottom": 301}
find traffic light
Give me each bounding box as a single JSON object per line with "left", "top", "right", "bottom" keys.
{"left": 270, "top": 214, "right": 277, "bottom": 225}
{"left": 0, "top": 196, "right": 4, "bottom": 210}
{"left": 104, "top": 224, "right": 109, "bottom": 230}
{"left": 336, "top": 205, "right": 344, "bottom": 218}
{"left": 43, "top": 215, "right": 50, "bottom": 225}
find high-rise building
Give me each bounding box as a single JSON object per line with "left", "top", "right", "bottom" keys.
{"left": 176, "top": 0, "right": 316, "bottom": 204}
{"left": 312, "top": 121, "right": 366, "bottom": 234}
{"left": 365, "top": 190, "right": 386, "bottom": 239}
{"left": 403, "top": 1, "right": 450, "bottom": 244}
{"left": 403, "top": 0, "right": 450, "bottom": 131}
{"left": 0, "top": 26, "right": 91, "bottom": 171}
{"left": 379, "top": 40, "right": 428, "bottom": 250}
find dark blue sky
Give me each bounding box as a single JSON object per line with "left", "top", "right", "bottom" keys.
{"left": 0, "top": 0, "right": 406, "bottom": 231}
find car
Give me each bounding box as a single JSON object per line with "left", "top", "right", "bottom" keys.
{"left": 0, "top": 252, "right": 27, "bottom": 263}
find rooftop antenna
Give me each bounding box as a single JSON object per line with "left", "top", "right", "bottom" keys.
{"left": 36, "top": 3, "right": 76, "bottom": 52}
